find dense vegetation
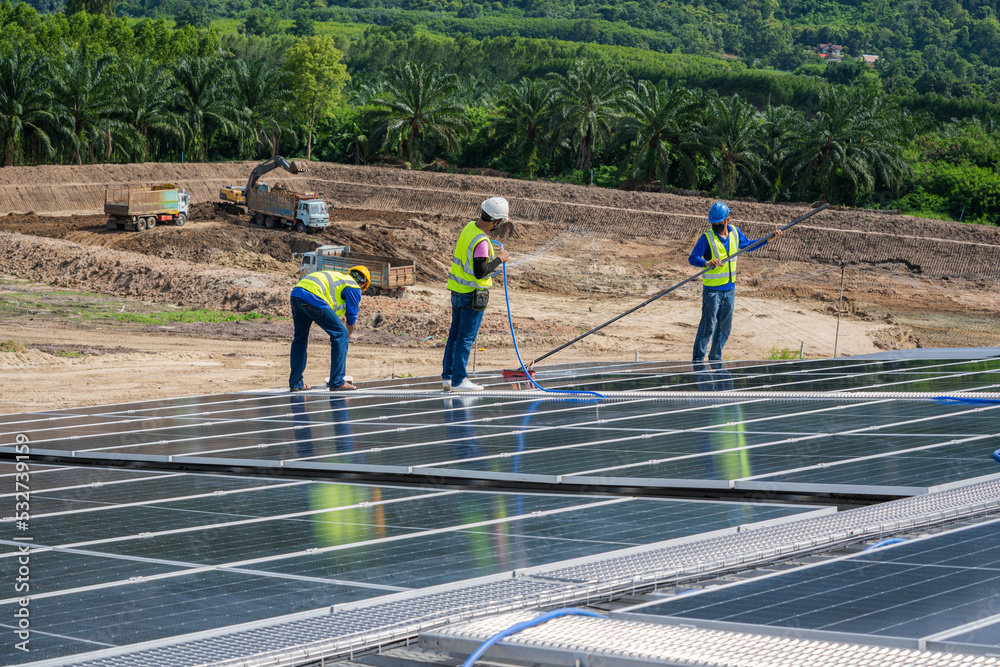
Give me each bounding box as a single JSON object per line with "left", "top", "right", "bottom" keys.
{"left": 3, "top": 0, "right": 1000, "bottom": 223}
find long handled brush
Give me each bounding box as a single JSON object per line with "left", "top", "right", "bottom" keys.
{"left": 501, "top": 203, "right": 831, "bottom": 380}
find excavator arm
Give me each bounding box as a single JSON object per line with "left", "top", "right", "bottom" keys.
{"left": 244, "top": 155, "right": 307, "bottom": 193}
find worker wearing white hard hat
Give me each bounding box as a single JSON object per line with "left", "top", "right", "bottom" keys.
{"left": 689, "top": 201, "right": 783, "bottom": 364}
{"left": 442, "top": 197, "right": 511, "bottom": 392}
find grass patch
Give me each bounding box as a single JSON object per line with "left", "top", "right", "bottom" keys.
{"left": 107, "top": 309, "right": 268, "bottom": 325}
{"left": 0, "top": 339, "right": 27, "bottom": 353}
{"left": 899, "top": 208, "right": 958, "bottom": 222}
{"left": 53, "top": 350, "right": 84, "bottom": 358}
{"left": 764, "top": 346, "right": 801, "bottom": 360}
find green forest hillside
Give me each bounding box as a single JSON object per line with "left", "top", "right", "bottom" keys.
{"left": 3, "top": 0, "right": 1000, "bottom": 223}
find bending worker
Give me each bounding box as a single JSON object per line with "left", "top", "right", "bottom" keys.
{"left": 442, "top": 197, "right": 510, "bottom": 392}
{"left": 289, "top": 265, "right": 371, "bottom": 392}
{"left": 689, "top": 201, "right": 783, "bottom": 363}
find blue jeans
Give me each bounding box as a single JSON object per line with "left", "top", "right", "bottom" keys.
{"left": 693, "top": 288, "right": 735, "bottom": 362}
{"left": 289, "top": 296, "right": 349, "bottom": 389}
{"left": 442, "top": 291, "right": 485, "bottom": 386}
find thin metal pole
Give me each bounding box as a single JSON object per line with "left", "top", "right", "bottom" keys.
{"left": 529, "top": 203, "right": 831, "bottom": 366}
{"left": 833, "top": 260, "right": 846, "bottom": 358}
{"left": 799, "top": 341, "right": 804, "bottom": 359}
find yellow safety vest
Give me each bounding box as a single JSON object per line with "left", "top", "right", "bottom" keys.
{"left": 702, "top": 227, "right": 739, "bottom": 288}
{"left": 295, "top": 270, "right": 359, "bottom": 316}
{"left": 447, "top": 220, "right": 494, "bottom": 293}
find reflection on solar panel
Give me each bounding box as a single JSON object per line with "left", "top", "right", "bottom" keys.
{"left": 3, "top": 357, "right": 999, "bottom": 498}
{"left": 619, "top": 517, "right": 1000, "bottom": 652}
{"left": 0, "top": 466, "right": 821, "bottom": 664}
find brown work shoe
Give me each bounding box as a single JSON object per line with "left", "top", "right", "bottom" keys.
{"left": 289, "top": 384, "right": 311, "bottom": 392}
{"left": 329, "top": 382, "right": 357, "bottom": 391}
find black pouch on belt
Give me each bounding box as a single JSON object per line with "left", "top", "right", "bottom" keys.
{"left": 471, "top": 289, "right": 490, "bottom": 311}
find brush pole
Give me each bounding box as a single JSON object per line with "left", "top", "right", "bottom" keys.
{"left": 529, "top": 203, "right": 830, "bottom": 367}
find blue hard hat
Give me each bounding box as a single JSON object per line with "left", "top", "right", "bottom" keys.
{"left": 708, "top": 201, "right": 730, "bottom": 224}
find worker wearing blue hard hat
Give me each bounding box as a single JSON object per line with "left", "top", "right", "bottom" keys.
{"left": 689, "top": 201, "right": 784, "bottom": 363}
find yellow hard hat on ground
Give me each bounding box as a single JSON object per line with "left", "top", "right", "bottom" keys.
{"left": 349, "top": 265, "right": 371, "bottom": 291}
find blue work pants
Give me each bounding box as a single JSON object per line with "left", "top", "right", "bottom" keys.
{"left": 289, "top": 296, "right": 349, "bottom": 390}
{"left": 693, "top": 288, "right": 735, "bottom": 362}
{"left": 442, "top": 290, "right": 485, "bottom": 386}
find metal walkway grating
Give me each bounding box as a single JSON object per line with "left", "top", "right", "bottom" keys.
{"left": 421, "top": 612, "right": 1000, "bottom": 667}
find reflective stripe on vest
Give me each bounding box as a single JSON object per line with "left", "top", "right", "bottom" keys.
{"left": 446, "top": 220, "right": 494, "bottom": 293}
{"left": 295, "top": 270, "right": 356, "bottom": 316}
{"left": 701, "top": 227, "right": 739, "bottom": 287}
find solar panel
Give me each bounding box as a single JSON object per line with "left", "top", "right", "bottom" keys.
{"left": 0, "top": 467, "right": 821, "bottom": 664}
{"left": 618, "top": 517, "right": 1000, "bottom": 650}
{"left": 5, "top": 358, "right": 999, "bottom": 497}
{"left": 942, "top": 620, "right": 1000, "bottom": 650}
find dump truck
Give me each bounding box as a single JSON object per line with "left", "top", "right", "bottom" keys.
{"left": 247, "top": 184, "right": 331, "bottom": 232}
{"left": 105, "top": 185, "right": 190, "bottom": 231}
{"left": 297, "top": 245, "right": 416, "bottom": 297}
{"left": 229, "top": 155, "right": 332, "bottom": 232}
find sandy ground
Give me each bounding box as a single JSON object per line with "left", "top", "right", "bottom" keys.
{"left": 1, "top": 162, "right": 998, "bottom": 415}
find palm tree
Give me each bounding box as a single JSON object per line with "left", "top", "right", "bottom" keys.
{"left": 549, "top": 59, "right": 632, "bottom": 172}
{"left": 51, "top": 44, "right": 130, "bottom": 165}
{"left": 685, "top": 95, "right": 770, "bottom": 197}
{"left": 0, "top": 47, "right": 55, "bottom": 167}
{"left": 784, "top": 87, "right": 908, "bottom": 203}
{"left": 231, "top": 58, "right": 296, "bottom": 158}
{"left": 337, "top": 122, "right": 369, "bottom": 165}
{"left": 759, "top": 104, "right": 806, "bottom": 201}
{"left": 619, "top": 79, "right": 697, "bottom": 187}
{"left": 491, "top": 78, "right": 557, "bottom": 178}
{"left": 119, "top": 59, "right": 183, "bottom": 163}
{"left": 370, "top": 62, "right": 470, "bottom": 165}
{"left": 171, "top": 57, "right": 235, "bottom": 161}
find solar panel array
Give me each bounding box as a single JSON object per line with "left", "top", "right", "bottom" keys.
{"left": 4, "top": 357, "right": 1000, "bottom": 497}
{"left": 621, "top": 516, "right": 1000, "bottom": 653}
{"left": 0, "top": 465, "right": 820, "bottom": 664}
{"left": 2, "top": 354, "right": 1000, "bottom": 665}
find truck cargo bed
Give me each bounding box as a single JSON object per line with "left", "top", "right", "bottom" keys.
{"left": 318, "top": 252, "right": 416, "bottom": 294}
{"left": 104, "top": 187, "right": 180, "bottom": 217}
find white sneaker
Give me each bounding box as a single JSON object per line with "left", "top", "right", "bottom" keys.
{"left": 442, "top": 380, "right": 451, "bottom": 391}
{"left": 451, "top": 379, "right": 484, "bottom": 392}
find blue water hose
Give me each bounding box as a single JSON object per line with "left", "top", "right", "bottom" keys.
{"left": 932, "top": 396, "right": 1000, "bottom": 404}
{"left": 493, "top": 241, "right": 605, "bottom": 399}
{"left": 460, "top": 608, "right": 604, "bottom": 667}
{"left": 993, "top": 449, "right": 1000, "bottom": 465}
{"left": 862, "top": 537, "right": 908, "bottom": 552}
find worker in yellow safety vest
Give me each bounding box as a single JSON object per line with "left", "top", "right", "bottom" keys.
{"left": 442, "top": 197, "right": 511, "bottom": 392}
{"left": 689, "top": 201, "right": 783, "bottom": 363}
{"left": 289, "top": 266, "right": 371, "bottom": 391}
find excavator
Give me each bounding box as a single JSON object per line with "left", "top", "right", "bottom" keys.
{"left": 216, "top": 155, "right": 309, "bottom": 215}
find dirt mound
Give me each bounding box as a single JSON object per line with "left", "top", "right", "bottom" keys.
{"left": 0, "top": 209, "right": 311, "bottom": 276}
{"left": 0, "top": 231, "right": 291, "bottom": 314}
{"left": 0, "top": 231, "right": 568, "bottom": 345}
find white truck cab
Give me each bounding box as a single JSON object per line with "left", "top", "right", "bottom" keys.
{"left": 297, "top": 200, "right": 330, "bottom": 228}
{"left": 298, "top": 245, "right": 350, "bottom": 278}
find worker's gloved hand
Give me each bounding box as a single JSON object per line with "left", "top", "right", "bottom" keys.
{"left": 497, "top": 247, "right": 510, "bottom": 263}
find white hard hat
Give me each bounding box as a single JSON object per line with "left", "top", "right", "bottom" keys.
{"left": 481, "top": 197, "right": 509, "bottom": 221}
